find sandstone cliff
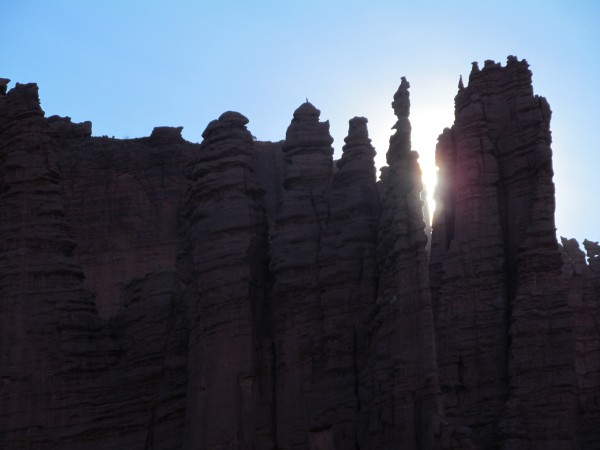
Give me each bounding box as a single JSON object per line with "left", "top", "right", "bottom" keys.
{"left": 360, "top": 78, "right": 443, "bottom": 449}
{"left": 430, "top": 57, "right": 593, "bottom": 449}
{"left": 1, "top": 57, "right": 599, "bottom": 449}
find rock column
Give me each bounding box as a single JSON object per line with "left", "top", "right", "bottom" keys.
{"left": 430, "top": 57, "right": 577, "bottom": 448}
{"left": 269, "top": 102, "right": 334, "bottom": 449}
{"left": 315, "top": 117, "right": 380, "bottom": 448}
{"left": 181, "top": 112, "right": 271, "bottom": 449}
{"left": 361, "top": 78, "right": 444, "bottom": 449}
{"left": 0, "top": 83, "right": 98, "bottom": 447}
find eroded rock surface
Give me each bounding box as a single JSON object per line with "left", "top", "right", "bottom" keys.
{"left": 360, "top": 78, "right": 445, "bottom": 449}
{"left": 430, "top": 57, "right": 584, "bottom": 448}
{"left": 0, "top": 83, "right": 188, "bottom": 450}
{"left": 561, "top": 237, "right": 600, "bottom": 449}
{"left": 1, "top": 58, "right": 599, "bottom": 449}
{"left": 269, "top": 102, "right": 335, "bottom": 448}
{"left": 180, "top": 111, "right": 272, "bottom": 448}
{"left": 58, "top": 128, "right": 196, "bottom": 318}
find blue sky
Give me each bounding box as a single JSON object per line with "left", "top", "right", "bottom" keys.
{"left": 2, "top": 0, "right": 599, "bottom": 244}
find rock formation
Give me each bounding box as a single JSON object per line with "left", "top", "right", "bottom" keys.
{"left": 359, "top": 78, "right": 444, "bottom": 449}
{"left": 1, "top": 57, "right": 599, "bottom": 449}
{"left": 0, "top": 82, "right": 96, "bottom": 447}
{"left": 316, "top": 116, "right": 380, "bottom": 448}
{"left": 269, "top": 102, "right": 336, "bottom": 448}
{"left": 430, "top": 57, "right": 582, "bottom": 448}
{"left": 180, "top": 111, "right": 272, "bottom": 448}
{"left": 58, "top": 126, "right": 196, "bottom": 318}
{"left": 561, "top": 237, "right": 600, "bottom": 449}
{"left": 0, "top": 83, "right": 189, "bottom": 450}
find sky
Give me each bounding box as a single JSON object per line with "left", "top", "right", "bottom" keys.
{"left": 2, "top": 0, "right": 599, "bottom": 245}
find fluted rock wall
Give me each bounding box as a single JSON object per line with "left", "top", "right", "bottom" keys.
{"left": 57, "top": 126, "right": 196, "bottom": 318}
{"left": 1, "top": 57, "right": 599, "bottom": 449}
{"left": 269, "top": 102, "right": 336, "bottom": 448}
{"left": 561, "top": 237, "right": 600, "bottom": 449}
{"left": 180, "top": 111, "right": 273, "bottom": 448}
{"left": 0, "top": 82, "right": 98, "bottom": 447}
{"left": 317, "top": 116, "right": 380, "bottom": 448}
{"left": 0, "top": 82, "right": 189, "bottom": 450}
{"left": 430, "top": 57, "right": 580, "bottom": 448}
{"left": 359, "top": 78, "right": 444, "bottom": 449}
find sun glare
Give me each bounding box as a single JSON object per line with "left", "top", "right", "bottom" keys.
{"left": 358, "top": 97, "right": 452, "bottom": 226}
{"left": 411, "top": 105, "right": 453, "bottom": 223}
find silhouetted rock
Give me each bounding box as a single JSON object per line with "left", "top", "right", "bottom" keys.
{"left": 47, "top": 115, "right": 92, "bottom": 138}
{"left": 149, "top": 125, "right": 185, "bottom": 145}
{"left": 0, "top": 82, "right": 97, "bottom": 447}
{"left": 317, "top": 116, "right": 380, "bottom": 448}
{"left": 269, "top": 101, "right": 335, "bottom": 448}
{"left": 431, "top": 56, "right": 578, "bottom": 448}
{"left": 1, "top": 59, "right": 598, "bottom": 449}
{"left": 180, "top": 110, "right": 272, "bottom": 448}
{"left": 583, "top": 239, "right": 600, "bottom": 273}
{"left": 361, "top": 79, "right": 447, "bottom": 449}
{"left": 57, "top": 127, "right": 195, "bottom": 318}
{"left": 567, "top": 238, "right": 600, "bottom": 448}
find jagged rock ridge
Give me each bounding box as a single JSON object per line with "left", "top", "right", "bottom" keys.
{"left": 0, "top": 58, "right": 599, "bottom": 449}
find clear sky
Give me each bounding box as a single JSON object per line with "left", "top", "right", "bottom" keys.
{"left": 2, "top": 0, "right": 599, "bottom": 244}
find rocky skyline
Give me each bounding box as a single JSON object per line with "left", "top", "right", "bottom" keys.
{"left": 2, "top": 1, "right": 599, "bottom": 243}
{"left": 1, "top": 56, "right": 599, "bottom": 448}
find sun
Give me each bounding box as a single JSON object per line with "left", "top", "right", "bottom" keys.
{"left": 363, "top": 99, "right": 451, "bottom": 226}
{"left": 420, "top": 165, "right": 439, "bottom": 223}
{"left": 411, "top": 106, "right": 452, "bottom": 224}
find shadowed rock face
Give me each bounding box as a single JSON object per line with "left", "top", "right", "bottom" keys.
{"left": 269, "top": 101, "right": 336, "bottom": 448}
{"left": 430, "top": 57, "right": 580, "bottom": 448}
{"left": 1, "top": 57, "right": 599, "bottom": 450}
{"left": 0, "top": 84, "right": 188, "bottom": 450}
{"left": 180, "top": 110, "right": 272, "bottom": 448}
{"left": 58, "top": 126, "right": 195, "bottom": 318}
{"left": 561, "top": 237, "right": 600, "bottom": 449}
{"left": 359, "top": 78, "right": 444, "bottom": 449}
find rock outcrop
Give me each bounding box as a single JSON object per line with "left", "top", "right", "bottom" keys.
{"left": 58, "top": 127, "right": 196, "bottom": 318}
{"left": 1, "top": 58, "right": 599, "bottom": 449}
{"left": 269, "top": 102, "right": 335, "bottom": 448}
{"left": 0, "top": 82, "right": 97, "bottom": 447}
{"left": 360, "top": 78, "right": 444, "bottom": 449}
{"left": 561, "top": 237, "right": 600, "bottom": 449}
{"left": 316, "top": 116, "right": 380, "bottom": 448}
{"left": 180, "top": 111, "right": 272, "bottom": 448}
{"left": 430, "top": 57, "right": 579, "bottom": 448}
{"left": 0, "top": 82, "right": 189, "bottom": 450}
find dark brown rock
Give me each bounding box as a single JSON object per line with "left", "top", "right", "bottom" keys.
{"left": 149, "top": 125, "right": 185, "bottom": 145}
{"left": 252, "top": 140, "right": 285, "bottom": 228}
{"left": 430, "top": 56, "right": 577, "bottom": 448}
{"left": 57, "top": 129, "right": 196, "bottom": 318}
{"left": 561, "top": 238, "right": 600, "bottom": 449}
{"left": 269, "top": 101, "right": 335, "bottom": 448}
{"left": 583, "top": 239, "right": 600, "bottom": 274}
{"left": 180, "top": 110, "right": 273, "bottom": 448}
{"left": 1, "top": 59, "right": 598, "bottom": 449}
{"left": 0, "top": 77, "right": 9, "bottom": 94}
{"left": 58, "top": 271, "right": 188, "bottom": 450}
{"left": 316, "top": 116, "right": 380, "bottom": 448}
{"left": 47, "top": 115, "right": 92, "bottom": 138}
{"left": 360, "top": 78, "right": 446, "bottom": 449}
{"left": 0, "top": 82, "right": 96, "bottom": 448}
{"left": 0, "top": 83, "right": 189, "bottom": 450}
